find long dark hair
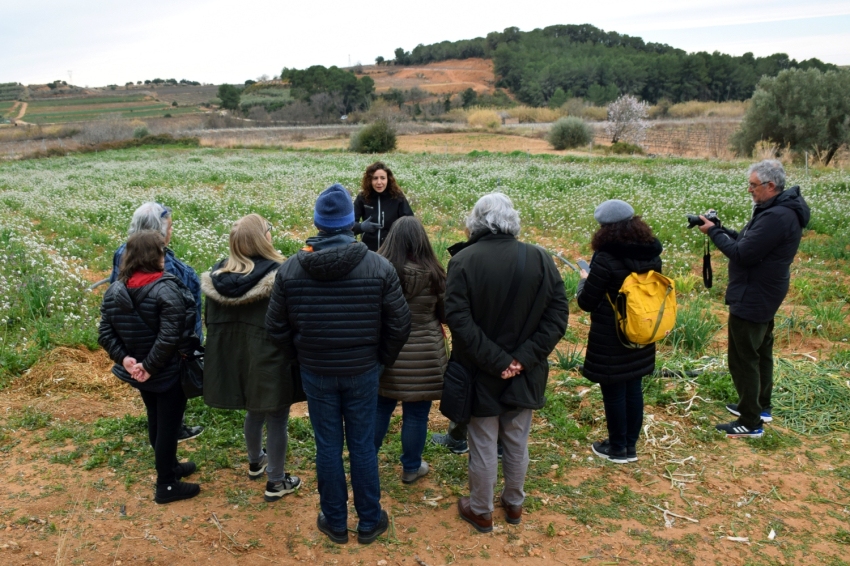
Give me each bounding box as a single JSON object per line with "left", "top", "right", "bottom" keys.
{"left": 591, "top": 216, "right": 656, "bottom": 251}
{"left": 378, "top": 216, "right": 446, "bottom": 294}
{"left": 359, "top": 161, "right": 403, "bottom": 204}
{"left": 119, "top": 231, "right": 165, "bottom": 283}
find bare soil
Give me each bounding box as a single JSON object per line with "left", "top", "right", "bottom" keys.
{"left": 2, "top": 347, "right": 850, "bottom": 565}
{"left": 288, "top": 132, "right": 568, "bottom": 155}
{"left": 358, "top": 59, "right": 497, "bottom": 96}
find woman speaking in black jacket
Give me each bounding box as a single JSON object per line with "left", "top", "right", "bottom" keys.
{"left": 353, "top": 161, "right": 414, "bottom": 251}
{"left": 577, "top": 200, "right": 663, "bottom": 465}
{"left": 98, "top": 230, "right": 200, "bottom": 504}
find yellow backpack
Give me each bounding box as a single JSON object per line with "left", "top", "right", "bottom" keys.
{"left": 605, "top": 271, "right": 677, "bottom": 349}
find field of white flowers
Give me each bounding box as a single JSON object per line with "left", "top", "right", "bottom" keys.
{"left": 0, "top": 147, "right": 847, "bottom": 383}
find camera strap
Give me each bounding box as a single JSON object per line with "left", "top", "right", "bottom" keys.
{"left": 702, "top": 235, "right": 713, "bottom": 289}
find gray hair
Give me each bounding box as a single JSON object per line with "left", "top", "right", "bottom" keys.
{"left": 127, "top": 202, "right": 171, "bottom": 237}
{"left": 748, "top": 160, "right": 786, "bottom": 191}
{"left": 465, "top": 193, "right": 520, "bottom": 236}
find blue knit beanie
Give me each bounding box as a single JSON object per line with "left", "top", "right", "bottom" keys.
{"left": 314, "top": 183, "right": 355, "bottom": 232}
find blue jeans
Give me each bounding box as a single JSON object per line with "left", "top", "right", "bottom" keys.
{"left": 599, "top": 377, "right": 644, "bottom": 453}
{"left": 301, "top": 365, "right": 383, "bottom": 533}
{"left": 374, "top": 396, "right": 432, "bottom": 473}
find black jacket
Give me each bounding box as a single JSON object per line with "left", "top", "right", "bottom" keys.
{"left": 353, "top": 192, "right": 414, "bottom": 252}
{"left": 576, "top": 239, "right": 663, "bottom": 385}
{"left": 203, "top": 258, "right": 305, "bottom": 412}
{"left": 708, "top": 186, "right": 810, "bottom": 323}
{"left": 98, "top": 273, "right": 196, "bottom": 392}
{"left": 445, "top": 232, "right": 569, "bottom": 417}
{"left": 265, "top": 241, "right": 411, "bottom": 377}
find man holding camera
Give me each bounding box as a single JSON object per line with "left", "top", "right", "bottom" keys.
{"left": 699, "top": 160, "right": 810, "bottom": 438}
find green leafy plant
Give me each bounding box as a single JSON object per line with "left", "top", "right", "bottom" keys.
{"left": 548, "top": 117, "right": 592, "bottom": 150}
{"left": 349, "top": 120, "right": 397, "bottom": 153}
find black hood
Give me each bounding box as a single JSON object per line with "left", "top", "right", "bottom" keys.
{"left": 297, "top": 242, "right": 369, "bottom": 281}
{"left": 772, "top": 185, "right": 811, "bottom": 229}
{"left": 210, "top": 258, "right": 281, "bottom": 298}
{"left": 597, "top": 238, "right": 663, "bottom": 261}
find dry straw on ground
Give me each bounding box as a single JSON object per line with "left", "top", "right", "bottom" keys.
{"left": 16, "top": 346, "right": 128, "bottom": 398}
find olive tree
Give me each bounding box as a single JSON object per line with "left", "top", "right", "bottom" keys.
{"left": 731, "top": 68, "right": 850, "bottom": 165}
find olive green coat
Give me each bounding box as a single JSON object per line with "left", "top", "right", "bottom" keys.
{"left": 201, "top": 270, "right": 304, "bottom": 412}
{"left": 379, "top": 264, "right": 448, "bottom": 402}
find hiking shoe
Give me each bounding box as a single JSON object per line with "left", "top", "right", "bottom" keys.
{"left": 626, "top": 447, "right": 638, "bottom": 463}
{"left": 264, "top": 474, "right": 301, "bottom": 502}
{"left": 248, "top": 451, "right": 268, "bottom": 480}
{"left": 591, "top": 440, "right": 629, "bottom": 464}
{"left": 357, "top": 510, "right": 389, "bottom": 544}
{"left": 174, "top": 461, "right": 196, "bottom": 480}
{"left": 177, "top": 424, "right": 204, "bottom": 442}
{"left": 401, "top": 462, "right": 429, "bottom": 484}
{"left": 155, "top": 481, "right": 200, "bottom": 504}
{"left": 726, "top": 403, "right": 773, "bottom": 423}
{"left": 430, "top": 433, "right": 468, "bottom": 454}
{"left": 715, "top": 420, "right": 763, "bottom": 438}
{"left": 317, "top": 512, "right": 348, "bottom": 544}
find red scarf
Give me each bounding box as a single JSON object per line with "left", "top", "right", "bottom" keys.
{"left": 127, "top": 271, "right": 163, "bottom": 288}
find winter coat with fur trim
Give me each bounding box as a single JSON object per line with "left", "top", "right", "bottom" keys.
{"left": 379, "top": 263, "right": 448, "bottom": 402}
{"left": 202, "top": 258, "right": 304, "bottom": 411}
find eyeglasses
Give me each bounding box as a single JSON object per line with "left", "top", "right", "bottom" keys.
{"left": 748, "top": 181, "right": 771, "bottom": 190}
{"left": 155, "top": 202, "right": 172, "bottom": 218}
{"left": 266, "top": 223, "right": 272, "bottom": 234}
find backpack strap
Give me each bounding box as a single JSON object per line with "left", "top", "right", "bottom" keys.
{"left": 647, "top": 284, "right": 674, "bottom": 343}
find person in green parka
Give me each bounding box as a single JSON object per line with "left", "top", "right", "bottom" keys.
{"left": 201, "top": 214, "right": 304, "bottom": 503}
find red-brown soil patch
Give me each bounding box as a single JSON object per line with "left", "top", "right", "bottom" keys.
{"left": 358, "top": 59, "right": 497, "bottom": 96}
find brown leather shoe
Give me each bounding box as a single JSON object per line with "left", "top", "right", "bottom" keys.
{"left": 457, "top": 496, "right": 493, "bottom": 533}
{"left": 500, "top": 495, "right": 522, "bottom": 525}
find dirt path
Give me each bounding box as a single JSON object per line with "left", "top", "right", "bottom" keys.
{"left": 12, "top": 101, "right": 27, "bottom": 121}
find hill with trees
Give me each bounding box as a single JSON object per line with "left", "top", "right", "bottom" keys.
{"left": 389, "top": 24, "right": 837, "bottom": 106}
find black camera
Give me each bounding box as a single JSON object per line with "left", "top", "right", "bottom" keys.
{"left": 686, "top": 209, "right": 720, "bottom": 229}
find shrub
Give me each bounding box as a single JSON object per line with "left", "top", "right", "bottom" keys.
{"left": 467, "top": 109, "right": 501, "bottom": 129}
{"left": 132, "top": 126, "right": 149, "bottom": 139}
{"left": 548, "top": 117, "right": 592, "bottom": 150}
{"left": 349, "top": 120, "right": 396, "bottom": 153}
{"left": 610, "top": 141, "right": 644, "bottom": 155}
{"left": 506, "top": 106, "right": 562, "bottom": 123}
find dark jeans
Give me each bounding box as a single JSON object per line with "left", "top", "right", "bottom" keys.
{"left": 728, "top": 314, "right": 774, "bottom": 428}
{"left": 139, "top": 380, "right": 187, "bottom": 485}
{"left": 599, "top": 377, "right": 643, "bottom": 454}
{"left": 374, "top": 396, "right": 432, "bottom": 473}
{"left": 301, "top": 364, "right": 383, "bottom": 533}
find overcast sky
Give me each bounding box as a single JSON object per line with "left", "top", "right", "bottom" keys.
{"left": 1, "top": 0, "right": 848, "bottom": 87}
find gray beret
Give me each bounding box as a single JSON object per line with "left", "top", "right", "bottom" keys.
{"left": 594, "top": 199, "right": 634, "bottom": 224}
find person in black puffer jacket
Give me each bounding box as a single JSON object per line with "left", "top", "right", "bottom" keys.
{"left": 202, "top": 214, "right": 303, "bottom": 503}
{"left": 353, "top": 161, "right": 414, "bottom": 252}
{"left": 577, "top": 200, "right": 663, "bottom": 465}
{"left": 266, "top": 184, "right": 410, "bottom": 545}
{"left": 98, "top": 230, "right": 201, "bottom": 504}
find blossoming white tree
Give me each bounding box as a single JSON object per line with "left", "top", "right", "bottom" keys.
{"left": 606, "top": 95, "right": 649, "bottom": 145}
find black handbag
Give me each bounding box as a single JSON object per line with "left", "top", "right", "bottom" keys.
{"left": 179, "top": 346, "right": 204, "bottom": 399}
{"left": 439, "top": 242, "right": 527, "bottom": 424}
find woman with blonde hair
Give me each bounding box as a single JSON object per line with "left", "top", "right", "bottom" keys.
{"left": 202, "top": 214, "right": 303, "bottom": 502}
